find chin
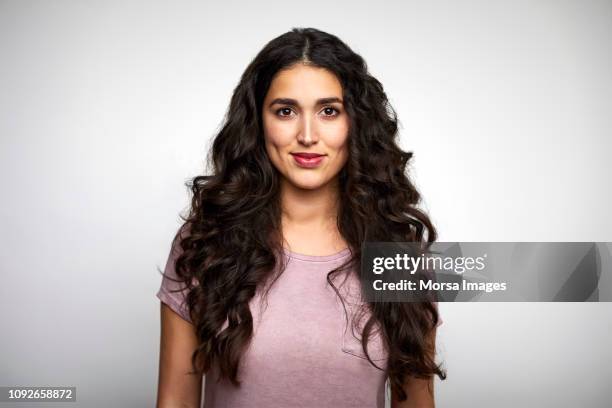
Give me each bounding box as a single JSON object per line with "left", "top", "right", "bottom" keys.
{"left": 288, "top": 177, "right": 327, "bottom": 190}
{"left": 294, "top": 181, "right": 324, "bottom": 190}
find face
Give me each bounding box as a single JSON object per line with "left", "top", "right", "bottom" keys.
{"left": 262, "top": 63, "right": 349, "bottom": 190}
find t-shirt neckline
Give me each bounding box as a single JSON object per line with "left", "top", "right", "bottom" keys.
{"left": 282, "top": 246, "right": 352, "bottom": 262}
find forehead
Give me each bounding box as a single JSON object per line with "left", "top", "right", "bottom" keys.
{"left": 265, "top": 64, "right": 343, "bottom": 101}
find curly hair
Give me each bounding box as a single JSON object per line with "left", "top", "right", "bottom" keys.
{"left": 162, "top": 27, "right": 446, "bottom": 402}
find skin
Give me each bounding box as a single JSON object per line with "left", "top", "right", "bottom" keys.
{"left": 157, "top": 62, "right": 437, "bottom": 407}
{"left": 262, "top": 62, "right": 350, "bottom": 256}
{"left": 157, "top": 303, "right": 202, "bottom": 408}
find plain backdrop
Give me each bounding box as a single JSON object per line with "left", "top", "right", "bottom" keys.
{"left": 1, "top": 0, "right": 611, "bottom": 407}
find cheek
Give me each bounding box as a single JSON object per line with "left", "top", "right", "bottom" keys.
{"left": 336, "top": 143, "right": 349, "bottom": 168}
{"left": 332, "top": 121, "right": 350, "bottom": 167}
{"left": 325, "top": 116, "right": 349, "bottom": 145}
{"left": 325, "top": 119, "right": 350, "bottom": 155}
{"left": 264, "top": 119, "right": 295, "bottom": 147}
{"left": 263, "top": 119, "right": 294, "bottom": 171}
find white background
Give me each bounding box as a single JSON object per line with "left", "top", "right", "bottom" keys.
{"left": 1, "top": 0, "right": 611, "bottom": 406}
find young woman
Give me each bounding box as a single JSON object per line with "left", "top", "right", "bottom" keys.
{"left": 156, "top": 27, "right": 446, "bottom": 408}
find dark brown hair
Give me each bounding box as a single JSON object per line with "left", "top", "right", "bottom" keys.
{"left": 163, "top": 27, "right": 446, "bottom": 402}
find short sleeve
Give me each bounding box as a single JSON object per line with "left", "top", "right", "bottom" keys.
{"left": 156, "top": 226, "right": 194, "bottom": 323}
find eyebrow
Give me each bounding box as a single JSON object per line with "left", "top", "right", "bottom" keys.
{"left": 268, "top": 97, "right": 343, "bottom": 108}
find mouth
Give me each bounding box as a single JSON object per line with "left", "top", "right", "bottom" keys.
{"left": 290, "top": 152, "right": 326, "bottom": 168}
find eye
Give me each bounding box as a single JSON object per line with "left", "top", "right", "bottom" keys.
{"left": 275, "top": 107, "right": 295, "bottom": 118}
{"left": 321, "top": 106, "right": 340, "bottom": 117}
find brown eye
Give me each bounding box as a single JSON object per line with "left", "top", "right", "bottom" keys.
{"left": 321, "top": 107, "right": 340, "bottom": 117}
{"left": 276, "top": 107, "right": 294, "bottom": 117}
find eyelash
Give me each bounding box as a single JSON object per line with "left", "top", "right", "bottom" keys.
{"left": 275, "top": 106, "right": 340, "bottom": 118}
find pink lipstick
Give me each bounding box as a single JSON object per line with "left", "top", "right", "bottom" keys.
{"left": 290, "top": 152, "right": 326, "bottom": 168}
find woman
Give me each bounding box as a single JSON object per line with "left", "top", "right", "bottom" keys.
{"left": 156, "top": 27, "right": 446, "bottom": 408}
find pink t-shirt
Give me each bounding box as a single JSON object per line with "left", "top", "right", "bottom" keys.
{"left": 157, "top": 238, "right": 442, "bottom": 408}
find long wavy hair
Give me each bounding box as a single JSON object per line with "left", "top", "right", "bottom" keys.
{"left": 163, "top": 27, "right": 446, "bottom": 402}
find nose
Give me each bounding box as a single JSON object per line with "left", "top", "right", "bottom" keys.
{"left": 297, "top": 115, "right": 318, "bottom": 146}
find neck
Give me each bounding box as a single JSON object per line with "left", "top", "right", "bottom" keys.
{"left": 279, "top": 177, "right": 340, "bottom": 228}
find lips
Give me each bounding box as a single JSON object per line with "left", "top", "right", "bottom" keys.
{"left": 290, "top": 152, "right": 326, "bottom": 168}
{"left": 291, "top": 153, "right": 325, "bottom": 159}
